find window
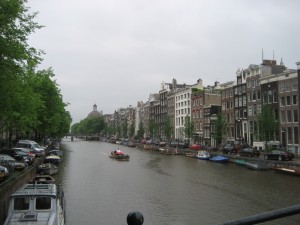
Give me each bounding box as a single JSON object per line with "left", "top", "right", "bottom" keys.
{"left": 247, "top": 81, "right": 251, "bottom": 88}
{"left": 280, "top": 97, "right": 285, "bottom": 107}
{"left": 286, "top": 96, "right": 291, "bottom": 106}
{"left": 248, "top": 105, "right": 252, "bottom": 116}
{"left": 292, "top": 81, "right": 298, "bottom": 91}
{"left": 268, "top": 90, "right": 273, "bottom": 103}
{"left": 243, "top": 96, "right": 247, "bottom": 106}
{"left": 36, "top": 197, "right": 51, "bottom": 210}
{"left": 273, "top": 90, "right": 278, "bottom": 103}
{"left": 248, "top": 93, "right": 252, "bottom": 101}
{"left": 256, "top": 90, "right": 260, "bottom": 100}
{"left": 281, "top": 111, "right": 286, "bottom": 122}
{"left": 14, "top": 197, "right": 30, "bottom": 210}
{"left": 243, "top": 109, "right": 247, "bottom": 118}
{"left": 294, "top": 110, "right": 298, "bottom": 122}
{"left": 293, "top": 95, "right": 298, "bottom": 105}
{"left": 287, "top": 110, "right": 292, "bottom": 122}
{"left": 252, "top": 91, "right": 256, "bottom": 101}
{"left": 279, "top": 83, "right": 285, "bottom": 92}
{"left": 294, "top": 127, "right": 299, "bottom": 144}
{"left": 285, "top": 82, "right": 291, "bottom": 91}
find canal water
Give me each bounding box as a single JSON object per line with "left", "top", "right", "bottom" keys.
{"left": 55, "top": 137, "right": 300, "bottom": 225}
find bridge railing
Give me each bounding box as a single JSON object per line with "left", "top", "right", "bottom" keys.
{"left": 127, "top": 203, "right": 300, "bottom": 225}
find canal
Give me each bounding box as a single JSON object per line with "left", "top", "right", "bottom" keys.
{"left": 55, "top": 137, "right": 300, "bottom": 225}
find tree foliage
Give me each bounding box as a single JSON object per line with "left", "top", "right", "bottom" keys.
{"left": 257, "top": 104, "right": 278, "bottom": 144}
{"left": 184, "top": 115, "right": 194, "bottom": 143}
{"left": 148, "top": 119, "right": 158, "bottom": 139}
{"left": 163, "top": 116, "right": 173, "bottom": 143}
{"left": 0, "top": 0, "right": 72, "bottom": 144}
{"left": 71, "top": 116, "right": 105, "bottom": 135}
{"left": 211, "top": 113, "right": 228, "bottom": 145}
{"left": 137, "top": 121, "right": 145, "bottom": 140}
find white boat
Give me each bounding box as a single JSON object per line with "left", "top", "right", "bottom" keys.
{"left": 44, "top": 155, "right": 61, "bottom": 165}
{"left": 37, "top": 163, "right": 59, "bottom": 175}
{"left": 4, "top": 183, "right": 66, "bottom": 225}
{"left": 32, "top": 175, "right": 56, "bottom": 184}
{"left": 196, "top": 151, "right": 210, "bottom": 160}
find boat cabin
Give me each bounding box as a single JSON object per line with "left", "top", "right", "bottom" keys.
{"left": 4, "top": 184, "right": 65, "bottom": 225}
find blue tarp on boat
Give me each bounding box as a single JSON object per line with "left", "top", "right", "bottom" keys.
{"left": 210, "top": 155, "right": 229, "bottom": 162}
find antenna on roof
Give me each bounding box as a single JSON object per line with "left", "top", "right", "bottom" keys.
{"left": 262, "top": 48, "right": 264, "bottom": 62}
{"left": 273, "top": 50, "right": 275, "bottom": 60}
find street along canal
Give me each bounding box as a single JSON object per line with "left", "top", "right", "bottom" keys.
{"left": 55, "top": 137, "right": 300, "bottom": 225}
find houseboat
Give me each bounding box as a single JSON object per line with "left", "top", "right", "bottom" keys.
{"left": 4, "top": 183, "right": 66, "bottom": 225}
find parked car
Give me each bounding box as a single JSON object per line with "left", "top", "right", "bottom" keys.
{"left": 12, "top": 147, "right": 36, "bottom": 158}
{"left": 239, "top": 147, "right": 260, "bottom": 157}
{"left": 0, "top": 165, "right": 9, "bottom": 181}
{"left": 0, "top": 154, "right": 27, "bottom": 171}
{"left": 264, "top": 150, "right": 294, "bottom": 161}
{"left": 222, "top": 144, "right": 237, "bottom": 154}
{"left": 0, "top": 149, "right": 34, "bottom": 165}
{"left": 15, "top": 140, "right": 45, "bottom": 156}
{"left": 189, "top": 144, "right": 201, "bottom": 150}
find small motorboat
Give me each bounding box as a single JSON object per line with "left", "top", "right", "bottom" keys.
{"left": 37, "top": 163, "right": 59, "bottom": 175}
{"left": 44, "top": 155, "right": 61, "bottom": 165}
{"left": 185, "top": 152, "right": 197, "bottom": 158}
{"left": 209, "top": 155, "right": 229, "bottom": 163}
{"left": 196, "top": 150, "right": 210, "bottom": 160}
{"left": 246, "top": 161, "right": 270, "bottom": 170}
{"left": 109, "top": 149, "right": 130, "bottom": 161}
{"left": 49, "top": 149, "right": 63, "bottom": 157}
{"left": 273, "top": 167, "right": 300, "bottom": 176}
{"left": 234, "top": 159, "right": 248, "bottom": 167}
{"left": 32, "top": 175, "right": 56, "bottom": 184}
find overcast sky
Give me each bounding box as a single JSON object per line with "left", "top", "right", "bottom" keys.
{"left": 27, "top": 0, "right": 300, "bottom": 124}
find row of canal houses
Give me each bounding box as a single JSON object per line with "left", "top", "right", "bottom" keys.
{"left": 108, "top": 59, "right": 300, "bottom": 154}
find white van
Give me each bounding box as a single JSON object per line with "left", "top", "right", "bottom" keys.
{"left": 16, "top": 140, "right": 45, "bottom": 156}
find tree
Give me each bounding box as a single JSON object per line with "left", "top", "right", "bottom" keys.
{"left": 137, "top": 121, "right": 145, "bottom": 140}
{"left": 257, "top": 104, "right": 279, "bottom": 150}
{"left": 122, "top": 120, "right": 128, "bottom": 138}
{"left": 211, "top": 113, "right": 228, "bottom": 146}
{"left": 148, "top": 119, "right": 158, "bottom": 140}
{"left": 129, "top": 122, "right": 135, "bottom": 139}
{"left": 184, "top": 115, "right": 194, "bottom": 144}
{"left": 163, "top": 116, "right": 173, "bottom": 143}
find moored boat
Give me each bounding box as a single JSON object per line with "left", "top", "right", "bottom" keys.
{"left": 32, "top": 175, "right": 56, "bottom": 184}
{"left": 273, "top": 167, "right": 300, "bottom": 176}
{"left": 37, "top": 163, "right": 59, "bottom": 175}
{"left": 44, "top": 155, "right": 61, "bottom": 165}
{"left": 185, "top": 152, "right": 197, "bottom": 158}
{"left": 246, "top": 161, "right": 270, "bottom": 170}
{"left": 3, "top": 183, "right": 66, "bottom": 225}
{"left": 196, "top": 150, "right": 210, "bottom": 160}
{"left": 234, "top": 159, "right": 248, "bottom": 166}
{"left": 209, "top": 155, "right": 229, "bottom": 163}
